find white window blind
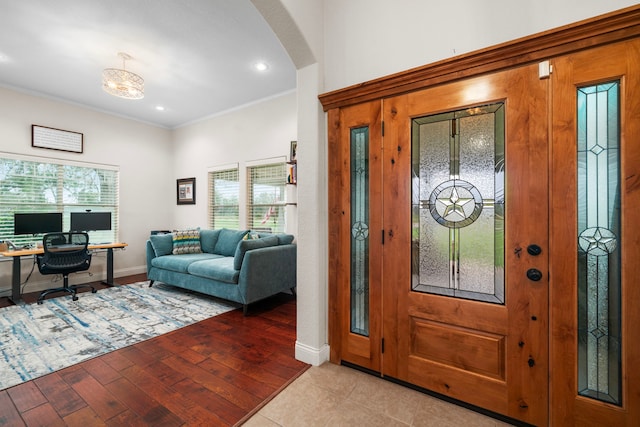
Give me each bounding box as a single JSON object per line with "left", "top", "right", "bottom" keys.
{"left": 0, "top": 156, "right": 119, "bottom": 245}
{"left": 208, "top": 168, "right": 240, "bottom": 229}
{"left": 247, "top": 162, "right": 286, "bottom": 233}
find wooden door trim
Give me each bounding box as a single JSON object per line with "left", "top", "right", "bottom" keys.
{"left": 319, "top": 5, "right": 640, "bottom": 112}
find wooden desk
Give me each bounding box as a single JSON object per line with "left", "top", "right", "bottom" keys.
{"left": 1, "top": 242, "right": 128, "bottom": 304}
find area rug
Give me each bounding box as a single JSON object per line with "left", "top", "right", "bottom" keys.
{"left": 0, "top": 282, "right": 236, "bottom": 391}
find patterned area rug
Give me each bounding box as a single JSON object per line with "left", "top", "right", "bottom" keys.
{"left": 0, "top": 282, "right": 236, "bottom": 391}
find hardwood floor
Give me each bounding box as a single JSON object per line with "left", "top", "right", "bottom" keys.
{"left": 0, "top": 274, "right": 308, "bottom": 426}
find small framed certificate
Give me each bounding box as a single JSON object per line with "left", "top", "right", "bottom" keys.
{"left": 32, "top": 125, "right": 84, "bottom": 153}
{"left": 177, "top": 177, "right": 196, "bottom": 205}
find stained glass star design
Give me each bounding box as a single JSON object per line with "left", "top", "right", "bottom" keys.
{"left": 436, "top": 187, "right": 474, "bottom": 221}
{"left": 351, "top": 221, "right": 369, "bottom": 240}
{"left": 579, "top": 227, "right": 617, "bottom": 256}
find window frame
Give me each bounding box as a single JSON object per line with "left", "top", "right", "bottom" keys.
{"left": 0, "top": 153, "right": 119, "bottom": 246}
{"left": 208, "top": 164, "right": 240, "bottom": 230}
{"left": 246, "top": 158, "right": 287, "bottom": 233}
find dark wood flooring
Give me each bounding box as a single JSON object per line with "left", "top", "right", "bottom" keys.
{"left": 0, "top": 274, "right": 308, "bottom": 426}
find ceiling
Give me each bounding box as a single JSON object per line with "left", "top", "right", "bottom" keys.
{"left": 0, "top": 0, "right": 296, "bottom": 129}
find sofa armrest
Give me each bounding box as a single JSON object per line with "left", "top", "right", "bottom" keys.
{"left": 146, "top": 240, "right": 156, "bottom": 272}
{"left": 237, "top": 244, "right": 296, "bottom": 304}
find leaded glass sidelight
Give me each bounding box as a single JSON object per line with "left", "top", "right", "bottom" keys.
{"left": 411, "top": 104, "right": 505, "bottom": 304}
{"left": 351, "top": 126, "right": 369, "bottom": 336}
{"left": 577, "top": 82, "right": 622, "bottom": 405}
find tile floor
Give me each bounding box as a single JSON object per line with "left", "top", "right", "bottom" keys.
{"left": 243, "top": 362, "right": 514, "bottom": 426}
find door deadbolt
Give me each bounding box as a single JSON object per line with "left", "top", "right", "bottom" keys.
{"left": 526, "top": 268, "right": 543, "bottom": 282}
{"left": 527, "top": 244, "right": 542, "bottom": 256}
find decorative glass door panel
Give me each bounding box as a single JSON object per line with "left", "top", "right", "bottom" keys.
{"left": 412, "top": 104, "right": 505, "bottom": 303}
{"left": 576, "top": 82, "right": 622, "bottom": 405}
{"left": 351, "top": 126, "right": 370, "bottom": 336}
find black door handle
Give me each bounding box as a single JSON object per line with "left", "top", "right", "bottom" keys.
{"left": 526, "top": 268, "right": 543, "bottom": 282}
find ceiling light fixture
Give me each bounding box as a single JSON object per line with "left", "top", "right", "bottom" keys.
{"left": 255, "top": 61, "right": 268, "bottom": 71}
{"left": 102, "top": 52, "right": 144, "bottom": 100}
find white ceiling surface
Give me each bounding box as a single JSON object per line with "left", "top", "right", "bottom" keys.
{"left": 0, "top": 0, "right": 296, "bottom": 129}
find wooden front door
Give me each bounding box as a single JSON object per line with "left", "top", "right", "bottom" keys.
{"left": 326, "top": 11, "right": 640, "bottom": 426}
{"left": 549, "top": 39, "right": 640, "bottom": 426}
{"left": 381, "top": 64, "right": 549, "bottom": 426}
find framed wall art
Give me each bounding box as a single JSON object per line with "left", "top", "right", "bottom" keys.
{"left": 177, "top": 177, "right": 196, "bottom": 205}
{"left": 32, "top": 124, "right": 83, "bottom": 153}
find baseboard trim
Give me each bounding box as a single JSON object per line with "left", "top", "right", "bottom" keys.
{"left": 295, "top": 341, "right": 330, "bottom": 366}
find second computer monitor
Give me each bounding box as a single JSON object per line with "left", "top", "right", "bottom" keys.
{"left": 70, "top": 211, "right": 112, "bottom": 232}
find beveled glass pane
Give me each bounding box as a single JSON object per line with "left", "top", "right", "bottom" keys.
{"left": 411, "top": 104, "right": 505, "bottom": 304}
{"left": 350, "top": 126, "right": 369, "bottom": 336}
{"left": 577, "top": 81, "right": 621, "bottom": 405}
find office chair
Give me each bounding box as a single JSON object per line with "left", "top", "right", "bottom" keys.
{"left": 36, "top": 232, "right": 94, "bottom": 304}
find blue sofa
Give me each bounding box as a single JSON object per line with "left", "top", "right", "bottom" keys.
{"left": 146, "top": 228, "right": 296, "bottom": 314}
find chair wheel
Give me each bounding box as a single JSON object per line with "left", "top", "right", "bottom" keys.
{"left": 91, "top": 288, "right": 97, "bottom": 293}
{"left": 72, "top": 295, "right": 78, "bottom": 301}
{"left": 37, "top": 300, "right": 43, "bottom": 305}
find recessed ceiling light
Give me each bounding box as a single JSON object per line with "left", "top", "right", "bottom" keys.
{"left": 254, "top": 62, "right": 269, "bottom": 72}
{"left": 155, "top": 106, "right": 165, "bottom": 111}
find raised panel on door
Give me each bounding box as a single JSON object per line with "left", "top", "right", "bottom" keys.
{"left": 382, "top": 64, "right": 549, "bottom": 426}
{"left": 328, "top": 101, "right": 383, "bottom": 371}
{"left": 550, "top": 38, "right": 640, "bottom": 427}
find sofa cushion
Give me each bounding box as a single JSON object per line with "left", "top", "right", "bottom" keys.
{"left": 151, "top": 253, "right": 221, "bottom": 273}
{"left": 188, "top": 257, "right": 240, "bottom": 284}
{"left": 276, "top": 233, "right": 295, "bottom": 245}
{"left": 172, "top": 229, "right": 202, "bottom": 254}
{"left": 150, "top": 233, "right": 174, "bottom": 256}
{"left": 233, "top": 235, "right": 279, "bottom": 270}
{"left": 200, "top": 229, "right": 221, "bottom": 253}
{"left": 213, "top": 228, "right": 249, "bottom": 256}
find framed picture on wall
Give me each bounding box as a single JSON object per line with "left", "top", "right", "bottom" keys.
{"left": 177, "top": 177, "right": 196, "bottom": 205}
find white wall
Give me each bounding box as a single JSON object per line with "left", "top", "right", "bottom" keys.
{"left": 171, "top": 91, "right": 297, "bottom": 230}
{"left": 0, "top": 86, "right": 173, "bottom": 294}
{"left": 323, "top": 0, "right": 639, "bottom": 91}
{"left": 260, "top": 0, "right": 639, "bottom": 366}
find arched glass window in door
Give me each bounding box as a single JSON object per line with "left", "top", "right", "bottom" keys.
{"left": 411, "top": 104, "right": 505, "bottom": 304}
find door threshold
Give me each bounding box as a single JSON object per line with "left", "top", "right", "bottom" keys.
{"left": 340, "top": 361, "right": 535, "bottom": 427}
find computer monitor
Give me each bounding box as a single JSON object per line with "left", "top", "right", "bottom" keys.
{"left": 70, "top": 211, "right": 112, "bottom": 232}
{"left": 14, "top": 212, "right": 63, "bottom": 235}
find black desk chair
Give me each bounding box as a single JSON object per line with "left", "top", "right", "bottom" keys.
{"left": 36, "top": 232, "right": 94, "bottom": 304}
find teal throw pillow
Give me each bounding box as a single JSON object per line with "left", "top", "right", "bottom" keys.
{"left": 172, "top": 229, "right": 202, "bottom": 254}
{"left": 233, "top": 235, "right": 279, "bottom": 270}
{"left": 213, "top": 228, "right": 249, "bottom": 256}
{"left": 150, "top": 233, "right": 173, "bottom": 256}
{"left": 200, "top": 229, "right": 222, "bottom": 253}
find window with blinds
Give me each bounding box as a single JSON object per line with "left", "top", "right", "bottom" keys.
{"left": 0, "top": 157, "right": 119, "bottom": 246}
{"left": 247, "top": 162, "right": 286, "bottom": 233}
{"left": 208, "top": 168, "right": 240, "bottom": 229}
